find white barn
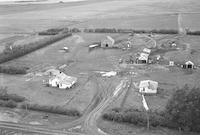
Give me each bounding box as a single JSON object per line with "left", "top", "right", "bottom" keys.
{"left": 101, "top": 36, "right": 115, "bottom": 48}
{"left": 137, "top": 53, "right": 149, "bottom": 64}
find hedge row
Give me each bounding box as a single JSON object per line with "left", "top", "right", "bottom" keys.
{"left": 38, "top": 28, "right": 65, "bottom": 35}
{"left": 0, "top": 87, "right": 26, "bottom": 102}
{"left": 0, "top": 65, "right": 28, "bottom": 74}
{"left": 0, "top": 100, "right": 17, "bottom": 108}
{"left": 187, "top": 31, "right": 200, "bottom": 35}
{"left": 102, "top": 108, "right": 168, "bottom": 128}
{"left": 20, "top": 103, "right": 81, "bottom": 117}
{"left": 39, "top": 28, "right": 81, "bottom": 35}
{"left": 0, "top": 32, "right": 72, "bottom": 64}
{"left": 83, "top": 28, "right": 179, "bottom": 34}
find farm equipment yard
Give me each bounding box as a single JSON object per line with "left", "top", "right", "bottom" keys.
{"left": 0, "top": 0, "right": 200, "bottom": 135}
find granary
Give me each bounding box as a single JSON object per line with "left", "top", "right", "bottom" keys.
{"left": 136, "top": 53, "right": 149, "bottom": 64}
{"left": 169, "top": 61, "right": 174, "bottom": 66}
{"left": 48, "top": 72, "right": 77, "bottom": 89}
{"left": 182, "top": 61, "right": 194, "bottom": 69}
{"left": 139, "top": 80, "right": 158, "bottom": 94}
{"left": 143, "top": 48, "right": 151, "bottom": 54}
{"left": 101, "top": 36, "right": 115, "bottom": 48}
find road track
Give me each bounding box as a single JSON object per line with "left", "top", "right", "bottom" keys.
{"left": 0, "top": 121, "right": 85, "bottom": 135}
{"left": 83, "top": 78, "right": 129, "bottom": 135}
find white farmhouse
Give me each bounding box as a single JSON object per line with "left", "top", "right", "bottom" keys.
{"left": 48, "top": 72, "right": 77, "bottom": 89}
{"left": 139, "top": 80, "right": 158, "bottom": 94}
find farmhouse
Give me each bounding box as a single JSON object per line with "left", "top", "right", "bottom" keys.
{"left": 48, "top": 72, "right": 77, "bottom": 89}
{"left": 139, "top": 80, "right": 158, "bottom": 94}
{"left": 182, "top": 61, "right": 194, "bottom": 69}
{"left": 136, "top": 53, "right": 149, "bottom": 64}
{"left": 101, "top": 36, "right": 115, "bottom": 48}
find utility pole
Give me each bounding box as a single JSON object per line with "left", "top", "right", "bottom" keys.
{"left": 142, "top": 94, "right": 150, "bottom": 131}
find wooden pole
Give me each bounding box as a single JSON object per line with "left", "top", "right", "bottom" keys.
{"left": 146, "top": 110, "right": 150, "bottom": 131}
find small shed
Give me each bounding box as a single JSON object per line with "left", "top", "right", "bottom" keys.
{"left": 183, "top": 61, "right": 194, "bottom": 69}
{"left": 143, "top": 48, "right": 151, "bottom": 54}
{"left": 139, "top": 80, "right": 158, "bottom": 94}
{"left": 101, "top": 36, "right": 115, "bottom": 48}
{"left": 169, "top": 61, "right": 174, "bottom": 66}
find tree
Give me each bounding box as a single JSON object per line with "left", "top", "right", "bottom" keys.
{"left": 165, "top": 85, "right": 200, "bottom": 132}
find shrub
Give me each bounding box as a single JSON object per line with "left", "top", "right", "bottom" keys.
{"left": 187, "top": 31, "right": 200, "bottom": 36}
{"left": 20, "top": 103, "right": 81, "bottom": 117}
{"left": 38, "top": 28, "right": 66, "bottom": 35}
{"left": 83, "top": 28, "right": 178, "bottom": 34}
{"left": 0, "top": 87, "right": 26, "bottom": 102}
{"left": 165, "top": 85, "right": 200, "bottom": 132}
{"left": 70, "top": 28, "right": 81, "bottom": 33}
{"left": 102, "top": 108, "right": 165, "bottom": 127}
{"left": 0, "top": 100, "right": 17, "bottom": 108}
{"left": 0, "top": 65, "right": 27, "bottom": 74}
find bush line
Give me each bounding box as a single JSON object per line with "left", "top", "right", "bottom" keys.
{"left": 0, "top": 65, "right": 28, "bottom": 74}
{"left": 0, "top": 32, "right": 72, "bottom": 64}
{"left": 20, "top": 103, "right": 81, "bottom": 117}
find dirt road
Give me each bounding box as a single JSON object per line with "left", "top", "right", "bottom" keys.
{"left": 83, "top": 78, "right": 129, "bottom": 135}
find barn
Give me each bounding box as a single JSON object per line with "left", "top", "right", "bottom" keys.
{"left": 101, "top": 36, "right": 115, "bottom": 48}
{"left": 136, "top": 53, "right": 149, "bottom": 64}
{"left": 182, "top": 61, "right": 194, "bottom": 69}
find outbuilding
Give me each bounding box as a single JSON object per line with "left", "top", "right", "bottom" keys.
{"left": 139, "top": 80, "right": 158, "bottom": 94}
{"left": 101, "top": 36, "right": 115, "bottom": 48}
{"left": 182, "top": 61, "right": 194, "bottom": 69}
{"left": 136, "top": 53, "right": 149, "bottom": 64}
{"left": 169, "top": 61, "right": 174, "bottom": 66}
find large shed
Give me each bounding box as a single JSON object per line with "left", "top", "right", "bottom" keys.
{"left": 136, "top": 53, "right": 149, "bottom": 64}
{"left": 182, "top": 61, "right": 194, "bottom": 69}
{"left": 101, "top": 36, "right": 115, "bottom": 48}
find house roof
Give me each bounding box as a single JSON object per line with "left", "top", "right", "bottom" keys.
{"left": 143, "top": 48, "right": 151, "bottom": 54}
{"left": 104, "top": 36, "right": 115, "bottom": 45}
{"left": 139, "top": 80, "right": 158, "bottom": 90}
{"left": 185, "top": 61, "right": 194, "bottom": 65}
